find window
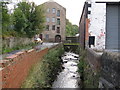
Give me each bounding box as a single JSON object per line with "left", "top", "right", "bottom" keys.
{"left": 88, "top": 4, "right": 91, "bottom": 7}
{"left": 52, "top": 8, "right": 56, "bottom": 13}
{"left": 52, "top": 25, "right": 55, "bottom": 30}
{"left": 57, "top": 27, "right": 60, "bottom": 33}
{"left": 88, "top": 11, "right": 91, "bottom": 14}
{"left": 46, "top": 17, "right": 50, "bottom": 22}
{"left": 89, "top": 36, "right": 95, "bottom": 48}
{"left": 47, "top": 8, "right": 50, "bottom": 13}
{"left": 57, "top": 18, "right": 60, "bottom": 25}
{"left": 46, "top": 34, "right": 49, "bottom": 40}
{"left": 57, "top": 10, "right": 60, "bottom": 17}
{"left": 46, "top": 25, "right": 49, "bottom": 30}
{"left": 52, "top": 17, "right": 55, "bottom": 22}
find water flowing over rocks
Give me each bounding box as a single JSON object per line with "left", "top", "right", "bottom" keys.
{"left": 52, "top": 52, "right": 80, "bottom": 88}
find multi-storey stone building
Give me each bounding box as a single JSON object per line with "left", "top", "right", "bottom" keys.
{"left": 40, "top": 0, "right": 66, "bottom": 42}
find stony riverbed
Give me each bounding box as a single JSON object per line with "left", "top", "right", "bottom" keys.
{"left": 52, "top": 52, "right": 80, "bottom": 88}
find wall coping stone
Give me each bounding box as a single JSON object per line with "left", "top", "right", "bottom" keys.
{"left": 15, "top": 51, "right": 24, "bottom": 55}
{"left": 5, "top": 55, "right": 18, "bottom": 60}
{"left": 27, "top": 49, "right": 35, "bottom": 53}
{"left": 86, "top": 46, "right": 103, "bottom": 57}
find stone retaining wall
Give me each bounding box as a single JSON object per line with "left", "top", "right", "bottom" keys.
{"left": 100, "top": 51, "right": 120, "bottom": 88}
{"left": 2, "top": 37, "right": 34, "bottom": 49}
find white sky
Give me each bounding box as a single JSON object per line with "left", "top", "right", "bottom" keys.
{"left": 27, "top": 0, "right": 85, "bottom": 26}
{"left": 8, "top": 0, "right": 119, "bottom": 26}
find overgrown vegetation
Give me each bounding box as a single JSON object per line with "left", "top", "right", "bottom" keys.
{"left": 77, "top": 48, "right": 100, "bottom": 88}
{"left": 66, "top": 19, "right": 79, "bottom": 36}
{"left": 21, "top": 45, "right": 64, "bottom": 88}
{"left": 2, "top": 1, "right": 45, "bottom": 38}
{"left": 2, "top": 42, "right": 37, "bottom": 54}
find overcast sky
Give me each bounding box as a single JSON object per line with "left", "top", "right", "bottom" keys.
{"left": 8, "top": 0, "right": 119, "bottom": 26}
{"left": 28, "top": 0, "right": 85, "bottom": 26}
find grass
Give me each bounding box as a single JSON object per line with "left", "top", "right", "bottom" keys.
{"left": 2, "top": 43, "right": 37, "bottom": 54}
{"left": 21, "top": 45, "right": 64, "bottom": 88}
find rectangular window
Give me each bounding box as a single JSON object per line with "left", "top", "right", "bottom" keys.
{"left": 57, "top": 18, "right": 60, "bottom": 25}
{"left": 88, "top": 11, "right": 91, "bottom": 14}
{"left": 88, "top": 4, "right": 91, "bottom": 7}
{"left": 46, "top": 25, "right": 49, "bottom": 30}
{"left": 46, "top": 34, "right": 49, "bottom": 40}
{"left": 52, "top": 8, "right": 56, "bottom": 13}
{"left": 52, "top": 17, "right": 55, "bottom": 22}
{"left": 57, "top": 10, "right": 60, "bottom": 17}
{"left": 57, "top": 27, "right": 60, "bottom": 33}
{"left": 46, "top": 17, "right": 50, "bottom": 22}
{"left": 47, "top": 8, "right": 50, "bottom": 13}
{"left": 89, "top": 36, "right": 95, "bottom": 48}
{"left": 52, "top": 25, "right": 55, "bottom": 30}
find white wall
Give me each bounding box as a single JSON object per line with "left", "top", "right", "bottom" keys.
{"left": 88, "top": 0, "right": 106, "bottom": 51}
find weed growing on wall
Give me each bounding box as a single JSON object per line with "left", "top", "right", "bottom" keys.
{"left": 77, "top": 48, "right": 100, "bottom": 88}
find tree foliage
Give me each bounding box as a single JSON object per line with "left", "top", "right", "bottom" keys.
{"left": 2, "top": 1, "right": 45, "bottom": 38}
{"left": 1, "top": 2, "right": 11, "bottom": 37}
{"left": 66, "top": 19, "right": 79, "bottom": 37}
{"left": 13, "top": 2, "right": 45, "bottom": 38}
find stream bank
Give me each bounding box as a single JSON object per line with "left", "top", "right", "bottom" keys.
{"left": 21, "top": 45, "right": 64, "bottom": 88}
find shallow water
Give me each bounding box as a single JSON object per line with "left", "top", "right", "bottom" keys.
{"left": 52, "top": 52, "right": 80, "bottom": 88}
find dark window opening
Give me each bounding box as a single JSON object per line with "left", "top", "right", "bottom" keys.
{"left": 88, "top": 4, "right": 91, "bottom": 7}
{"left": 57, "top": 18, "right": 60, "bottom": 25}
{"left": 89, "top": 36, "right": 95, "bottom": 48}
{"left": 52, "top": 25, "right": 55, "bottom": 30}
{"left": 57, "top": 27, "right": 60, "bottom": 33}
{"left": 88, "top": 11, "right": 91, "bottom": 14}
{"left": 46, "top": 25, "right": 49, "bottom": 31}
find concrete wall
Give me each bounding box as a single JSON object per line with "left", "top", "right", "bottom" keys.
{"left": 0, "top": 48, "right": 49, "bottom": 88}
{"left": 99, "top": 51, "right": 120, "bottom": 88}
{"left": 86, "top": 46, "right": 102, "bottom": 72}
{"left": 2, "top": 37, "right": 34, "bottom": 49}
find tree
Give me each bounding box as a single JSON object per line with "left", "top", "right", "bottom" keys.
{"left": 1, "top": 2, "right": 10, "bottom": 37}
{"left": 66, "top": 19, "right": 78, "bottom": 36}
{"left": 13, "top": 2, "right": 45, "bottom": 38}
{"left": 13, "top": 8, "right": 27, "bottom": 36}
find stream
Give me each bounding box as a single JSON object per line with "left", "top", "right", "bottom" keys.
{"left": 52, "top": 52, "right": 80, "bottom": 88}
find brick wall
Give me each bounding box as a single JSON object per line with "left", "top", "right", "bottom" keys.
{"left": 0, "top": 48, "right": 49, "bottom": 88}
